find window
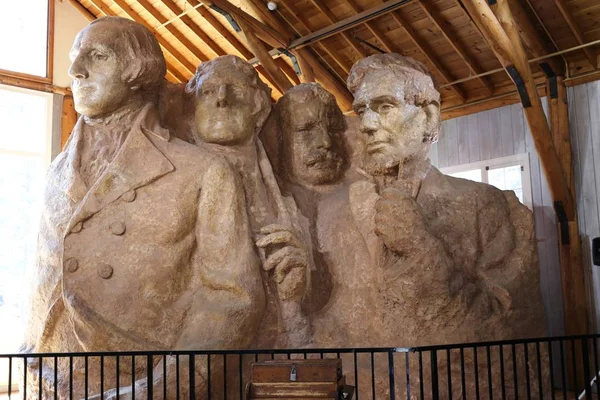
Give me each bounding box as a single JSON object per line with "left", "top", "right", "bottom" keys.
{"left": 0, "top": 0, "right": 52, "bottom": 79}
{"left": 0, "top": 85, "right": 54, "bottom": 393}
{"left": 441, "top": 154, "right": 532, "bottom": 209}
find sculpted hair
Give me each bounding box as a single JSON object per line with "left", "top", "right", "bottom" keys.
{"left": 185, "top": 55, "right": 272, "bottom": 132}
{"left": 277, "top": 83, "right": 346, "bottom": 133}
{"left": 89, "top": 17, "right": 166, "bottom": 93}
{"left": 347, "top": 53, "right": 441, "bottom": 143}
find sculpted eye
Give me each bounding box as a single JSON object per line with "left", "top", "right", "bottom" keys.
{"left": 356, "top": 108, "right": 365, "bottom": 116}
{"left": 91, "top": 51, "right": 109, "bottom": 61}
{"left": 379, "top": 103, "right": 395, "bottom": 113}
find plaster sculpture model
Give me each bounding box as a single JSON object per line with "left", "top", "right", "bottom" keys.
{"left": 22, "top": 17, "right": 264, "bottom": 399}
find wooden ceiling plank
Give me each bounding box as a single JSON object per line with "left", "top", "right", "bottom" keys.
{"left": 160, "top": 0, "right": 227, "bottom": 58}
{"left": 308, "top": 0, "right": 367, "bottom": 58}
{"left": 85, "top": 0, "right": 191, "bottom": 80}
{"left": 341, "top": 0, "right": 398, "bottom": 53}
{"left": 554, "top": 0, "right": 597, "bottom": 68}
{"left": 67, "top": 0, "right": 95, "bottom": 21}
{"left": 418, "top": 0, "right": 494, "bottom": 95}
{"left": 185, "top": 0, "right": 253, "bottom": 60}
{"left": 238, "top": 18, "right": 293, "bottom": 93}
{"left": 135, "top": 0, "right": 210, "bottom": 62}
{"left": 390, "top": 10, "right": 467, "bottom": 102}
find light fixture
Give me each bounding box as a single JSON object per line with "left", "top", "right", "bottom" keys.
{"left": 267, "top": 1, "right": 277, "bottom": 11}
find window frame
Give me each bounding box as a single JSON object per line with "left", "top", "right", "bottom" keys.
{"left": 440, "top": 153, "right": 533, "bottom": 210}
{"left": 0, "top": 0, "right": 55, "bottom": 83}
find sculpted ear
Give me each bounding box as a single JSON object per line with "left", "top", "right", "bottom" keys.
{"left": 423, "top": 102, "right": 441, "bottom": 144}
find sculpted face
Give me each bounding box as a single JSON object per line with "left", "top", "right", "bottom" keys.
{"left": 353, "top": 70, "right": 432, "bottom": 170}
{"left": 283, "top": 98, "right": 344, "bottom": 186}
{"left": 69, "top": 21, "right": 136, "bottom": 118}
{"left": 193, "top": 68, "right": 260, "bottom": 146}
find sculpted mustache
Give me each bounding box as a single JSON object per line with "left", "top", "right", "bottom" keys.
{"left": 304, "top": 150, "right": 341, "bottom": 166}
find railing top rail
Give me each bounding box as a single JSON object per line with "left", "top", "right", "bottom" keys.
{"left": 2, "top": 333, "right": 598, "bottom": 358}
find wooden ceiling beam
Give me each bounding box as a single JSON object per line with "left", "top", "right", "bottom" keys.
{"left": 553, "top": 0, "right": 597, "bottom": 68}
{"left": 185, "top": 0, "right": 253, "bottom": 60}
{"left": 462, "top": 0, "right": 574, "bottom": 221}
{"left": 86, "top": 0, "right": 191, "bottom": 81}
{"left": 505, "top": 0, "right": 564, "bottom": 76}
{"left": 340, "top": 0, "right": 398, "bottom": 54}
{"left": 295, "top": 52, "right": 315, "bottom": 83}
{"left": 418, "top": 0, "right": 494, "bottom": 96}
{"left": 238, "top": 18, "right": 293, "bottom": 94}
{"left": 276, "top": 58, "right": 301, "bottom": 86}
{"left": 308, "top": 0, "right": 367, "bottom": 58}
{"left": 135, "top": 0, "right": 210, "bottom": 62}
{"left": 390, "top": 11, "right": 467, "bottom": 102}
{"left": 160, "top": 0, "right": 227, "bottom": 58}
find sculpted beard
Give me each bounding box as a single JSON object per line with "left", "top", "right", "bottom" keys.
{"left": 304, "top": 148, "right": 343, "bottom": 171}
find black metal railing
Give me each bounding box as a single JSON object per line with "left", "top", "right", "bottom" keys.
{"left": 1, "top": 334, "right": 599, "bottom": 399}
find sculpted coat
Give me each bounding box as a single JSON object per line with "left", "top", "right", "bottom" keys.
{"left": 23, "top": 103, "right": 265, "bottom": 398}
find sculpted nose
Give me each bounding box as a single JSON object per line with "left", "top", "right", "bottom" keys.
{"left": 68, "top": 56, "right": 88, "bottom": 80}
{"left": 315, "top": 128, "right": 332, "bottom": 149}
{"left": 360, "top": 109, "right": 379, "bottom": 135}
{"left": 216, "top": 85, "right": 228, "bottom": 108}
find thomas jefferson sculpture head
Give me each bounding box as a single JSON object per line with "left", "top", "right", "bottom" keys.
{"left": 186, "top": 55, "right": 271, "bottom": 146}
{"left": 68, "top": 16, "right": 166, "bottom": 118}
{"left": 347, "top": 54, "right": 441, "bottom": 174}
{"left": 277, "top": 83, "right": 346, "bottom": 186}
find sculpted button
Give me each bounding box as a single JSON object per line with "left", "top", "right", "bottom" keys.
{"left": 65, "top": 258, "right": 79, "bottom": 273}
{"left": 110, "top": 221, "right": 126, "bottom": 236}
{"left": 70, "top": 222, "right": 83, "bottom": 234}
{"left": 98, "top": 264, "right": 113, "bottom": 279}
{"left": 121, "top": 190, "right": 136, "bottom": 202}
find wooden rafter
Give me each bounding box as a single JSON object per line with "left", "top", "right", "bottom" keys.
{"left": 307, "top": 0, "right": 367, "bottom": 58}
{"left": 553, "top": 0, "right": 597, "bottom": 69}
{"left": 160, "top": 0, "right": 227, "bottom": 58}
{"left": 276, "top": 58, "right": 301, "bottom": 86}
{"left": 86, "top": 0, "right": 189, "bottom": 82}
{"left": 389, "top": 10, "right": 467, "bottom": 102}
{"left": 418, "top": 0, "right": 494, "bottom": 95}
{"left": 295, "top": 51, "right": 315, "bottom": 83}
{"left": 135, "top": 0, "right": 210, "bottom": 62}
{"left": 341, "top": 0, "right": 398, "bottom": 54}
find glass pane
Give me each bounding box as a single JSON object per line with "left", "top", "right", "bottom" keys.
{"left": 488, "top": 167, "right": 507, "bottom": 190}
{"left": 504, "top": 165, "right": 522, "bottom": 191}
{"left": 513, "top": 188, "right": 524, "bottom": 203}
{"left": 449, "top": 169, "right": 482, "bottom": 182}
{"left": 0, "top": 0, "right": 49, "bottom": 76}
{"left": 0, "top": 88, "right": 48, "bottom": 153}
{"left": 0, "top": 154, "right": 45, "bottom": 353}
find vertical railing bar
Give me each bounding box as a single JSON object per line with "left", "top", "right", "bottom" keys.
{"left": 486, "top": 345, "right": 493, "bottom": 400}
{"left": 431, "top": 350, "right": 439, "bottom": 400}
{"left": 388, "top": 351, "right": 395, "bottom": 400}
{"left": 446, "top": 349, "right": 452, "bottom": 398}
{"left": 500, "top": 345, "right": 506, "bottom": 400}
{"left": 23, "top": 356, "right": 27, "bottom": 400}
{"left": 418, "top": 351, "right": 424, "bottom": 400}
{"left": 176, "top": 354, "right": 180, "bottom": 400}
{"left": 320, "top": 352, "right": 324, "bottom": 359}
{"left": 460, "top": 347, "right": 466, "bottom": 400}
{"left": 189, "top": 354, "right": 195, "bottom": 400}
{"left": 8, "top": 357, "right": 12, "bottom": 400}
{"left": 559, "top": 340, "right": 566, "bottom": 400}
{"left": 535, "top": 342, "right": 543, "bottom": 400}
{"left": 303, "top": 352, "right": 307, "bottom": 360}
{"left": 582, "top": 338, "right": 593, "bottom": 400}
{"left": 38, "top": 356, "right": 43, "bottom": 400}
{"left": 572, "top": 339, "right": 579, "bottom": 395}
{"left": 287, "top": 352, "right": 291, "bottom": 360}
{"left": 223, "top": 354, "right": 227, "bottom": 400}
{"left": 54, "top": 356, "right": 58, "bottom": 400}
{"left": 206, "top": 355, "right": 211, "bottom": 400}
{"left": 85, "top": 355, "right": 89, "bottom": 400}
{"left": 100, "top": 356, "right": 104, "bottom": 400}
{"left": 254, "top": 353, "right": 258, "bottom": 363}
{"left": 371, "top": 351, "right": 376, "bottom": 400}
{"left": 354, "top": 350, "right": 359, "bottom": 400}
{"left": 593, "top": 337, "right": 599, "bottom": 400}
{"left": 147, "top": 355, "right": 153, "bottom": 400}
{"left": 163, "top": 355, "right": 167, "bottom": 400}
{"left": 132, "top": 355, "right": 136, "bottom": 399}
{"left": 525, "top": 343, "right": 531, "bottom": 400}
{"left": 511, "top": 344, "right": 518, "bottom": 400}
{"left": 116, "top": 355, "right": 120, "bottom": 399}
{"left": 239, "top": 354, "right": 243, "bottom": 400}
{"left": 406, "top": 352, "right": 411, "bottom": 400}
{"left": 69, "top": 355, "right": 73, "bottom": 400}
{"left": 547, "top": 341, "right": 555, "bottom": 400}
{"left": 474, "top": 347, "right": 480, "bottom": 400}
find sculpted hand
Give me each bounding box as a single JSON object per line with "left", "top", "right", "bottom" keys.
{"left": 374, "top": 187, "right": 425, "bottom": 254}
{"left": 256, "top": 224, "right": 308, "bottom": 301}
